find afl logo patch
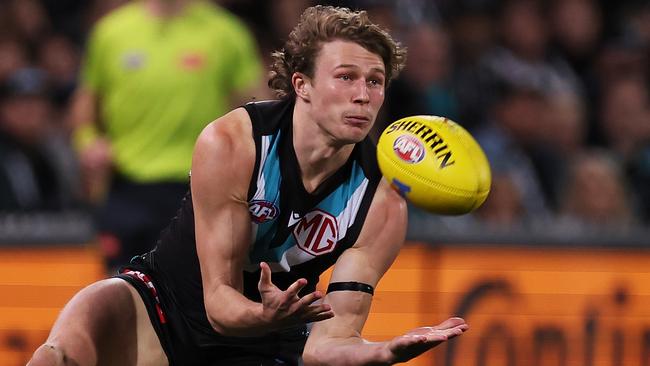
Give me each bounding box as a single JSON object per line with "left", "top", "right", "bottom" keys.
{"left": 249, "top": 200, "right": 279, "bottom": 223}
{"left": 393, "top": 135, "right": 425, "bottom": 163}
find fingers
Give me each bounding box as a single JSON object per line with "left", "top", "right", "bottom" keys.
{"left": 393, "top": 326, "right": 463, "bottom": 351}
{"left": 388, "top": 320, "right": 470, "bottom": 363}
{"left": 393, "top": 334, "right": 428, "bottom": 348}
{"left": 292, "top": 289, "right": 334, "bottom": 323}
{"left": 443, "top": 325, "right": 467, "bottom": 341}
{"left": 306, "top": 308, "right": 335, "bottom": 322}
{"left": 285, "top": 277, "right": 308, "bottom": 298}
{"left": 300, "top": 302, "right": 334, "bottom": 323}
{"left": 258, "top": 262, "right": 273, "bottom": 289}
{"left": 259, "top": 263, "right": 308, "bottom": 298}
{"left": 295, "top": 290, "right": 333, "bottom": 320}
{"left": 402, "top": 319, "right": 469, "bottom": 344}
{"left": 421, "top": 324, "right": 468, "bottom": 343}
{"left": 433, "top": 317, "right": 467, "bottom": 330}
{"left": 297, "top": 290, "right": 324, "bottom": 306}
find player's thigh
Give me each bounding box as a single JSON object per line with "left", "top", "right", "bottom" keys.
{"left": 122, "top": 279, "right": 168, "bottom": 366}
{"left": 36, "top": 278, "right": 167, "bottom": 366}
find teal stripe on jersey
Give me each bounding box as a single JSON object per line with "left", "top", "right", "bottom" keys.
{"left": 317, "top": 161, "right": 367, "bottom": 217}
{"left": 249, "top": 160, "right": 369, "bottom": 264}
{"left": 251, "top": 132, "right": 282, "bottom": 250}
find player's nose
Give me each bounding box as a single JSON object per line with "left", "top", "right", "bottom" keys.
{"left": 352, "top": 79, "right": 370, "bottom": 104}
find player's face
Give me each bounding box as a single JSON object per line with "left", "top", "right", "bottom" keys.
{"left": 307, "top": 40, "right": 386, "bottom": 144}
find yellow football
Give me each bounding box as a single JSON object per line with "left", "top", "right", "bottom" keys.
{"left": 377, "top": 115, "right": 491, "bottom": 215}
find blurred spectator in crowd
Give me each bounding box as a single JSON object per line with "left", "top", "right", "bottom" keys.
{"left": 70, "top": 0, "right": 264, "bottom": 269}
{"left": 38, "top": 0, "right": 89, "bottom": 43}
{"left": 37, "top": 35, "right": 80, "bottom": 108}
{"left": 599, "top": 77, "right": 650, "bottom": 223}
{"left": 548, "top": 0, "right": 603, "bottom": 145}
{"left": 0, "top": 68, "right": 79, "bottom": 211}
{"left": 595, "top": 40, "right": 647, "bottom": 97}
{"left": 542, "top": 92, "right": 587, "bottom": 160}
{"left": 474, "top": 82, "right": 551, "bottom": 218}
{"left": 558, "top": 150, "right": 637, "bottom": 231}
{"left": 483, "top": 0, "right": 579, "bottom": 97}
{"left": 550, "top": 0, "right": 603, "bottom": 74}
{"left": 524, "top": 90, "right": 589, "bottom": 210}
{"left": 600, "top": 77, "right": 650, "bottom": 160}
{"left": 385, "top": 24, "right": 458, "bottom": 128}
{"left": 630, "top": 3, "right": 650, "bottom": 45}
{"left": 0, "top": 37, "right": 29, "bottom": 83}
{"left": 446, "top": 2, "right": 499, "bottom": 130}
{"left": 3, "top": 0, "right": 52, "bottom": 48}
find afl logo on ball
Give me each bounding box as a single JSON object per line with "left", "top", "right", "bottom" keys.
{"left": 249, "top": 200, "right": 279, "bottom": 223}
{"left": 393, "top": 135, "right": 425, "bottom": 163}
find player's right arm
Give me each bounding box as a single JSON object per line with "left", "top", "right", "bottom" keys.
{"left": 191, "top": 108, "right": 334, "bottom": 337}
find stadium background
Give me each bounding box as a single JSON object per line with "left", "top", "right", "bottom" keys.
{"left": 0, "top": 0, "right": 649, "bottom": 364}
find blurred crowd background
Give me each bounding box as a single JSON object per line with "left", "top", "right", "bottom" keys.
{"left": 0, "top": 0, "right": 648, "bottom": 254}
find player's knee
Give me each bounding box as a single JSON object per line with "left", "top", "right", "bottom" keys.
{"left": 27, "top": 344, "right": 69, "bottom": 366}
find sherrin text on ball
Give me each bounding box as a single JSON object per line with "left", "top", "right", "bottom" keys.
{"left": 377, "top": 116, "right": 491, "bottom": 215}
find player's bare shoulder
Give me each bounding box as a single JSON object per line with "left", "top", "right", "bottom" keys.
{"left": 195, "top": 108, "right": 254, "bottom": 158}
{"left": 191, "top": 108, "right": 255, "bottom": 201}
{"left": 193, "top": 108, "right": 255, "bottom": 170}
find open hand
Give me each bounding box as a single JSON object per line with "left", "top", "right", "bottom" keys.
{"left": 257, "top": 262, "right": 334, "bottom": 328}
{"left": 386, "top": 317, "right": 468, "bottom": 363}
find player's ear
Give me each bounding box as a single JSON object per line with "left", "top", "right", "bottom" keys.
{"left": 292, "top": 72, "right": 311, "bottom": 102}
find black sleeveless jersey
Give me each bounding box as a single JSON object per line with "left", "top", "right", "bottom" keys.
{"left": 150, "top": 98, "right": 382, "bottom": 346}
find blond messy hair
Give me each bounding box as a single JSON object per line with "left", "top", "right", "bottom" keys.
{"left": 268, "top": 5, "right": 407, "bottom": 99}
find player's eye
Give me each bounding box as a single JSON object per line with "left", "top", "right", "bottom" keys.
{"left": 368, "top": 76, "right": 385, "bottom": 87}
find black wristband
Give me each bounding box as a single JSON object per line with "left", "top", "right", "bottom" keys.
{"left": 326, "top": 281, "right": 374, "bottom": 295}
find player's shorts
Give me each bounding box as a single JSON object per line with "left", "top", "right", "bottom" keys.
{"left": 115, "top": 254, "right": 308, "bottom": 366}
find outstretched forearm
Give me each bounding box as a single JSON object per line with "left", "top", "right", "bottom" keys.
{"left": 303, "top": 336, "right": 392, "bottom": 366}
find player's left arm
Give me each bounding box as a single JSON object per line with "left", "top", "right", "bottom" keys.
{"left": 303, "top": 180, "right": 468, "bottom": 366}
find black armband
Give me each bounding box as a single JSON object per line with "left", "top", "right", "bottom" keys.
{"left": 326, "top": 282, "right": 374, "bottom": 295}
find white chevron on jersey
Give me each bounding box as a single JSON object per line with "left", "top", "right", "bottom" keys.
{"left": 252, "top": 135, "right": 270, "bottom": 201}
{"left": 287, "top": 211, "right": 302, "bottom": 227}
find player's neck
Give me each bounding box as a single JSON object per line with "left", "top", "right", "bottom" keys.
{"left": 292, "top": 112, "right": 354, "bottom": 194}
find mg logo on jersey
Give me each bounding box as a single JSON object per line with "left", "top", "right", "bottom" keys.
{"left": 249, "top": 200, "right": 279, "bottom": 223}
{"left": 393, "top": 134, "right": 425, "bottom": 163}
{"left": 293, "top": 209, "right": 339, "bottom": 256}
